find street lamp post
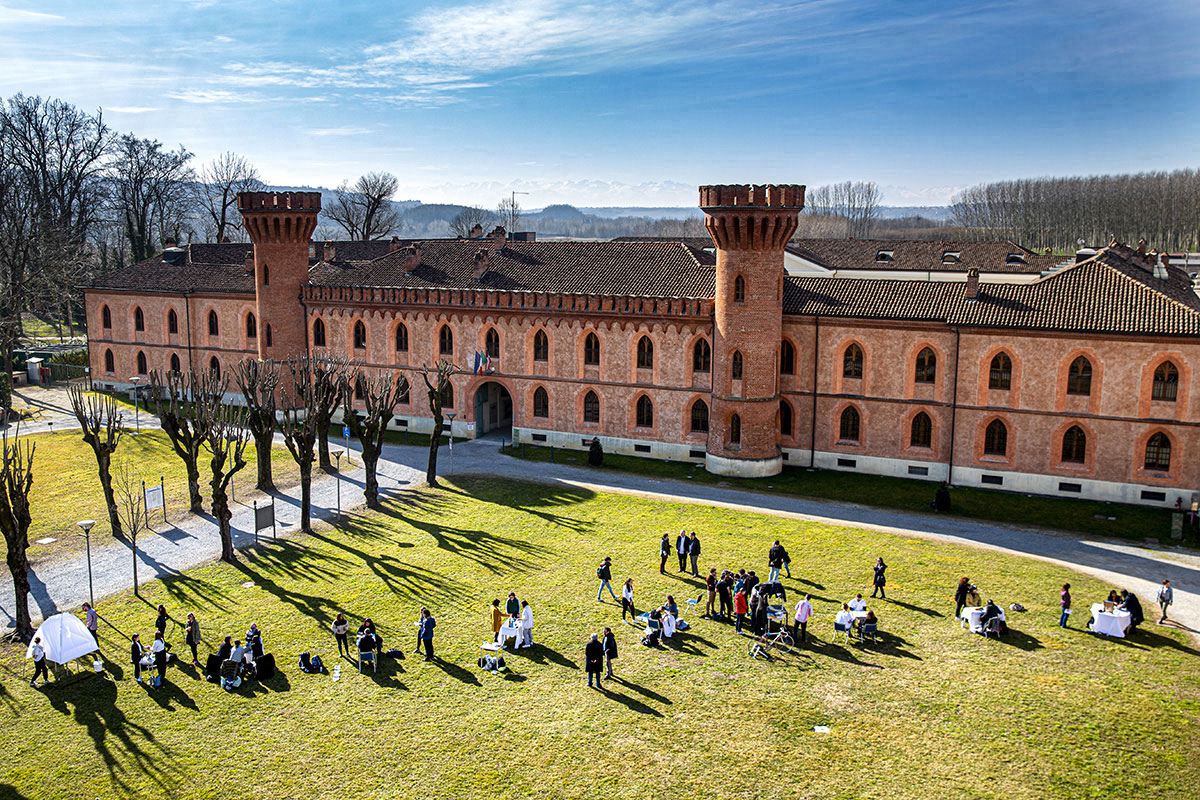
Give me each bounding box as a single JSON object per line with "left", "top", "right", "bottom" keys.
{"left": 332, "top": 448, "right": 343, "bottom": 522}
{"left": 76, "top": 520, "right": 96, "bottom": 607}
{"left": 129, "top": 376, "right": 141, "bottom": 434}
{"left": 445, "top": 411, "right": 457, "bottom": 475}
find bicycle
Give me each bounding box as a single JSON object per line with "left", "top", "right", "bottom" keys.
{"left": 748, "top": 627, "right": 794, "bottom": 658}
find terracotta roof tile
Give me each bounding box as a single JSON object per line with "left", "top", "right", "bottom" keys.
{"left": 785, "top": 239, "right": 1062, "bottom": 274}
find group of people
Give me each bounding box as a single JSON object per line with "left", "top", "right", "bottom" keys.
{"left": 583, "top": 628, "right": 619, "bottom": 688}
{"left": 661, "top": 531, "right": 703, "bottom": 577}
{"left": 331, "top": 608, "right": 438, "bottom": 664}
{"left": 832, "top": 594, "right": 880, "bottom": 640}
{"left": 490, "top": 593, "right": 533, "bottom": 648}
{"left": 127, "top": 605, "right": 207, "bottom": 687}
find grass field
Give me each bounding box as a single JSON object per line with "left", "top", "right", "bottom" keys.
{"left": 20, "top": 430, "right": 300, "bottom": 564}
{"left": 501, "top": 443, "right": 1189, "bottom": 544}
{"left": 0, "top": 478, "right": 1196, "bottom": 800}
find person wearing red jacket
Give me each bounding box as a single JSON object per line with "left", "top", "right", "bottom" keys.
{"left": 734, "top": 589, "right": 749, "bottom": 634}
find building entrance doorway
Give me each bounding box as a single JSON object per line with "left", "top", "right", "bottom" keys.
{"left": 473, "top": 381, "right": 512, "bottom": 436}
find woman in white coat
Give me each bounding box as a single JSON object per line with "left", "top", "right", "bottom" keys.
{"left": 518, "top": 600, "right": 533, "bottom": 648}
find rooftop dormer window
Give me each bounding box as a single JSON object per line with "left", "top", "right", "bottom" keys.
{"left": 942, "top": 251, "right": 961, "bottom": 264}
{"left": 875, "top": 250, "right": 894, "bottom": 263}
{"left": 1005, "top": 253, "right": 1027, "bottom": 265}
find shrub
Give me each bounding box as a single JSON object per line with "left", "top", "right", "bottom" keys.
{"left": 588, "top": 437, "right": 604, "bottom": 466}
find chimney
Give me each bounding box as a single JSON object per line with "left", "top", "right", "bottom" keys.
{"left": 404, "top": 244, "right": 422, "bottom": 273}
{"left": 468, "top": 223, "right": 483, "bottom": 239}
{"left": 323, "top": 241, "right": 336, "bottom": 262}
{"left": 473, "top": 248, "right": 489, "bottom": 280}
{"left": 964, "top": 267, "right": 980, "bottom": 300}
{"left": 1153, "top": 252, "right": 1170, "bottom": 280}
{"left": 489, "top": 225, "right": 507, "bottom": 253}
{"left": 389, "top": 236, "right": 402, "bottom": 253}
{"left": 1136, "top": 238, "right": 1148, "bottom": 256}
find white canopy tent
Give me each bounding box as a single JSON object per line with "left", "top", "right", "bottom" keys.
{"left": 25, "top": 613, "right": 98, "bottom": 664}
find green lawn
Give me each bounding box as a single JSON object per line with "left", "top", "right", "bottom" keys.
{"left": 0, "top": 478, "right": 1196, "bottom": 799}
{"left": 22, "top": 430, "right": 300, "bottom": 564}
{"left": 501, "top": 443, "right": 1189, "bottom": 544}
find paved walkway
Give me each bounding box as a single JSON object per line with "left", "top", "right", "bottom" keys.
{"left": 2, "top": 431, "right": 1195, "bottom": 643}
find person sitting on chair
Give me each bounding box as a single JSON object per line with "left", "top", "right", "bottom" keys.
{"left": 848, "top": 594, "right": 867, "bottom": 612}
{"left": 979, "top": 600, "right": 1002, "bottom": 633}
{"left": 230, "top": 639, "right": 248, "bottom": 663}
{"left": 664, "top": 595, "right": 679, "bottom": 619}
{"left": 357, "top": 628, "right": 376, "bottom": 655}
{"left": 246, "top": 623, "right": 264, "bottom": 660}
{"left": 217, "top": 635, "right": 232, "bottom": 662}
{"left": 835, "top": 603, "right": 853, "bottom": 628}
{"left": 1119, "top": 590, "right": 1144, "bottom": 630}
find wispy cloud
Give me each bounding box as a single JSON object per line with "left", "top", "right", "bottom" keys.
{"left": 0, "top": 4, "right": 65, "bottom": 24}
{"left": 106, "top": 106, "right": 159, "bottom": 114}
{"left": 305, "top": 126, "right": 373, "bottom": 137}
{"left": 166, "top": 88, "right": 258, "bottom": 104}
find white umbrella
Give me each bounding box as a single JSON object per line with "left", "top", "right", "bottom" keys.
{"left": 25, "top": 613, "right": 97, "bottom": 664}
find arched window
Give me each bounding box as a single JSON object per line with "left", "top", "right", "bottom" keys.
{"left": 533, "top": 330, "right": 549, "bottom": 362}
{"left": 731, "top": 350, "right": 743, "bottom": 381}
{"left": 984, "top": 419, "right": 1008, "bottom": 456}
{"left": 169, "top": 353, "right": 181, "bottom": 372}
{"left": 584, "top": 332, "right": 600, "bottom": 366}
{"left": 729, "top": 413, "right": 741, "bottom": 444}
{"left": 780, "top": 340, "right": 795, "bottom": 375}
{"left": 312, "top": 318, "right": 326, "bottom": 347}
{"left": 636, "top": 395, "right": 654, "bottom": 427}
{"left": 915, "top": 347, "right": 936, "bottom": 384}
{"left": 690, "top": 339, "right": 710, "bottom": 373}
{"left": 440, "top": 382, "right": 454, "bottom": 409}
{"left": 133, "top": 306, "right": 145, "bottom": 332}
{"left": 1144, "top": 432, "right": 1172, "bottom": 471}
{"left": 485, "top": 328, "right": 500, "bottom": 358}
{"left": 439, "top": 325, "right": 453, "bottom": 355}
{"left": 779, "top": 399, "right": 793, "bottom": 436}
{"left": 353, "top": 320, "right": 367, "bottom": 350}
{"left": 733, "top": 275, "right": 746, "bottom": 303}
{"left": 636, "top": 336, "right": 653, "bottom": 369}
{"left": 1152, "top": 361, "right": 1179, "bottom": 402}
{"left": 1067, "top": 356, "right": 1092, "bottom": 396}
{"left": 353, "top": 376, "right": 365, "bottom": 401}
{"left": 209, "top": 356, "right": 221, "bottom": 380}
{"left": 583, "top": 391, "right": 600, "bottom": 423}
{"left": 265, "top": 325, "right": 272, "bottom": 347}
{"left": 104, "top": 348, "right": 114, "bottom": 373}
{"left": 246, "top": 312, "right": 257, "bottom": 339}
{"left": 207, "top": 310, "right": 219, "bottom": 337}
{"left": 843, "top": 344, "right": 863, "bottom": 379}
{"left": 839, "top": 406, "right": 861, "bottom": 442}
{"left": 261, "top": 263, "right": 269, "bottom": 286}
{"left": 101, "top": 305, "right": 112, "bottom": 329}
{"left": 136, "top": 351, "right": 147, "bottom": 375}
{"left": 1061, "top": 425, "right": 1087, "bottom": 463}
{"left": 533, "top": 387, "right": 549, "bottom": 418}
{"left": 910, "top": 412, "right": 932, "bottom": 448}
{"left": 167, "top": 309, "right": 178, "bottom": 335}
{"left": 989, "top": 352, "right": 1012, "bottom": 390}
{"left": 395, "top": 323, "right": 409, "bottom": 352}
{"left": 690, "top": 399, "right": 709, "bottom": 433}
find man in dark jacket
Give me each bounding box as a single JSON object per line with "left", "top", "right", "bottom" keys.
{"left": 768, "top": 541, "right": 785, "bottom": 582}
{"left": 131, "top": 634, "right": 146, "bottom": 684}
{"left": 585, "top": 633, "right": 605, "bottom": 688}
{"left": 744, "top": 571, "right": 760, "bottom": 597}
{"left": 688, "top": 533, "right": 701, "bottom": 577}
{"left": 505, "top": 592, "right": 521, "bottom": 618}
{"left": 659, "top": 533, "right": 671, "bottom": 574}
{"left": 717, "top": 572, "right": 734, "bottom": 619}
{"left": 596, "top": 557, "right": 616, "bottom": 602}
{"left": 602, "top": 627, "right": 618, "bottom": 679}
{"left": 1120, "top": 590, "right": 1144, "bottom": 630}
{"left": 675, "top": 530, "right": 688, "bottom": 572}
{"left": 418, "top": 608, "right": 436, "bottom": 661}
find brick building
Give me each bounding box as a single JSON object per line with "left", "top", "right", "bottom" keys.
{"left": 83, "top": 185, "right": 1200, "bottom": 507}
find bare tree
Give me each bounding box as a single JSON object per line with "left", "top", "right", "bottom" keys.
{"left": 280, "top": 356, "right": 348, "bottom": 533}
{"left": 66, "top": 384, "right": 126, "bottom": 538}
{"left": 325, "top": 172, "right": 403, "bottom": 240}
{"left": 314, "top": 357, "right": 351, "bottom": 472}
{"left": 0, "top": 428, "right": 35, "bottom": 641}
{"left": 805, "top": 181, "right": 879, "bottom": 238}
{"left": 497, "top": 195, "right": 522, "bottom": 234}
{"left": 199, "top": 400, "right": 251, "bottom": 563}
{"left": 147, "top": 368, "right": 217, "bottom": 513}
{"left": 419, "top": 360, "right": 457, "bottom": 488}
{"left": 110, "top": 134, "right": 195, "bottom": 262}
{"left": 198, "top": 152, "right": 263, "bottom": 242}
{"left": 449, "top": 206, "right": 496, "bottom": 238}
{"left": 234, "top": 358, "right": 280, "bottom": 492}
{"left": 343, "top": 370, "right": 409, "bottom": 508}
{"left": 113, "top": 465, "right": 151, "bottom": 596}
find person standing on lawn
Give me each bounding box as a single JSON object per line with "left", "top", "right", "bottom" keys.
{"left": 621, "top": 579, "right": 636, "bottom": 621}
{"left": 872, "top": 557, "right": 887, "bottom": 599}
{"left": 1059, "top": 583, "right": 1071, "bottom": 628}
{"left": 418, "top": 608, "right": 436, "bottom": 662}
{"left": 794, "top": 594, "right": 813, "bottom": 643}
{"left": 490, "top": 599, "right": 504, "bottom": 638}
{"left": 768, "top": 541, "right": 785, "bottom": 583}
{"left": 954, "top": 576, "right": 971, "bottom": 619}
{"left": 1158, "top": 580, "right": 1173, "bottom": 624}
{"left": 83, "top": 603, "right": 100, "bottom": 650}
{"left": 585, "top": 633, "right": 604, "bottom": 689}
{"left": 596, "top": 557, "right": 617, "bottom": 602}
{"left": 130, "top": 633, "right": 146, "bottom": 684}
{"left": 331, "top": 613, "right": 351, "bottom": 657}
{"left": 659, "top": 532, "right": 671, "bottom": 574}
{"left": 717, "top": 571, "right": 734, "bottom": 619}
{"left": 602, "top": 627, "right": 618, "bottom": 679}
{"left": 781, "top": 543, "right": 792, "bottom": 578}
{"left": 506, "top": 592, "right": 521, "bottom": 619}
{"left": 29, "top": 637, "right": 49, "bottom": 688}
{"left": 151, "top": 630, "right": 168, "bottom": 687}
{"left": 154, "top": 604, "right": 170, "bottom": 642}
{"left": 688, "top": 532, "right": 701, "bottom": 577}
{"left": 705, "top": 568, "right": 718, "bottom": 617}
{"left": 185, "top": 612, "right": 202, "bottom": 667}
{"left": 675, "top": 530, "right": 688, "bottom": 572}
{"left": 734, "top": 588, "right": 749, "bottom": 634}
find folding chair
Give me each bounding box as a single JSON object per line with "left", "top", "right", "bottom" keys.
{"left": 683, "top": 595, "right": 701, "bottom": 616}
{"left": 358, "top": 649, "right": 377, "bottom": 673}
{"left": 832, "top": 622, "right": 851, "bottom": 644}
{"left": 982, "top": 617, "right": 1001, "bottom": 640}
{"left": 859, "top": 623, "right": 878, "bottom": 644}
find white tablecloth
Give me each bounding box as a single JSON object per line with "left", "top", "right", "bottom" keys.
{"left": 497, "top": 622, "right": 521, "bottom": 645}
{"left": 961, "top": 606, "right": 1005, "bottom": 633}
{"left": 1090, "top": 603, "right": 1132, "bottom": 638}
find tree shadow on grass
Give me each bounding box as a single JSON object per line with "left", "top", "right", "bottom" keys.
{"left": 442, "top": 481, "right": 597, "bottom": 533}
{"left": 120, "top": 541, "right": 235, "bottom": 613}
{"left": 47, "top": 676, "right": 183, "bottom": 796}
{"left": 884, "top": 598, "right": 945, "bottom": 618}
{"left": 305, "top": 530, "right": 454, "bottom": 606}
{"left": 145, "top": 677, "right": 199, "bottom": 712}
{"left": 377, "top": 504, "right": 551, "bottom": 576}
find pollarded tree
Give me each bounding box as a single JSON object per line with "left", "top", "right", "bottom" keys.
{"left": 147, "top": 368, "right": 219, "bottom": 513}
{"left": 314, "top": 359, "right": 350, "bottom": 472}
{"left": 199, "top": 399, "right": 251, "bottom": 563}
{"left": 280, "top": 355, "right": 348, "bottom": 533}
{"left": 66, "top": 384, "right": 125, "bottom": 538}
{"left": 0, "top": 428, "right": 35, "bottom": 641}
{"left": 234, "top": 358, "right": 280, "bottom": 492}
{"left": 343, "top": 370, "right": 409, "bottom": 508}
{"left": 419, "top": 359, "right": 457, "bottom": 488}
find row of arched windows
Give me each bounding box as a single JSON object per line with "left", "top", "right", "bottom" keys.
{"left": 100, "top": 304, "right": 272, "bottom": 344}
{"left": 102, "top": 348, "right": 219, "bottom": 379}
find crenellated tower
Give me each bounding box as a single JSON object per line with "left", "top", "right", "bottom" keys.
{"left": 701, "top": 184, "right": 805, "bottom": 478}
{"left": 238, "top": 191, "right": 321, "bottom": 360}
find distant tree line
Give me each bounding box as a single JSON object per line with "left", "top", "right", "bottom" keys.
{"left": 951, "top": 169, "right": 1200, "bottom": 252}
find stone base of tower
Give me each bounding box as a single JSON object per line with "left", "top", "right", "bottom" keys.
{"left": 705, "top": 451, "right": 782, "bottom": 478}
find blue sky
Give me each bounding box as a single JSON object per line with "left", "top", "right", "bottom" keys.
{"left": 2, "top": 0, "right": 1197, "bottom": 207}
